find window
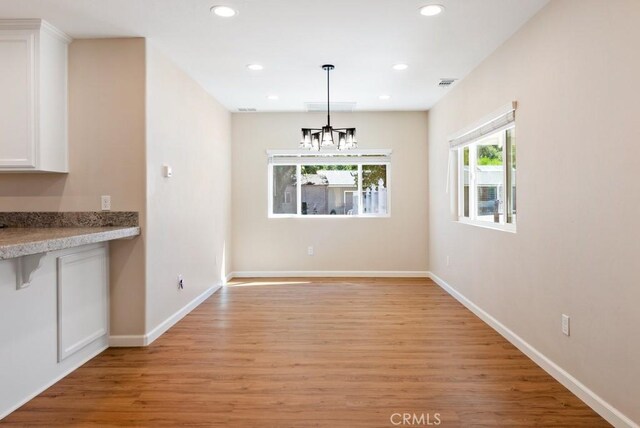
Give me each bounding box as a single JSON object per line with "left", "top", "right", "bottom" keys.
{"left": 457, "top": 126, "right": 516, "bottom": 228}
{"left": 268, "top": 150, "right": 391, "bottom": 217}
{"left": 451, "top": 102, "right": 517, "bottom": 231}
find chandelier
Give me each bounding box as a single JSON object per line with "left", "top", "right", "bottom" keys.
{"left": 300, "top": 64, "right": 357, "bottom": 151}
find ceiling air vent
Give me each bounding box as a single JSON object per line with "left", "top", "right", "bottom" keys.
{"left": 438, "top": 78, "right": 457, "bottom": 87}
{"left": 305, "top": 102, "right": 356, "bottom": 113}
{"left": 238, "top": 108, "right": 257, "bottom": 112}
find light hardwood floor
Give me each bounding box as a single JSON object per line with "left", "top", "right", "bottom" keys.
{"left": 3, "top": 278, "right": 608, "bottom": 427}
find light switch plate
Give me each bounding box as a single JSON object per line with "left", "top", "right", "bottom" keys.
{"left": 101, "top": 195, "right": 111, "bottom": 211}
{"left": 562, "top": 314, "right": 570, "bottom": 336}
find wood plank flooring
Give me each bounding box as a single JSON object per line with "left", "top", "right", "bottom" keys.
{"left": 2, "top": 278, "right": 608, "bottom": 427}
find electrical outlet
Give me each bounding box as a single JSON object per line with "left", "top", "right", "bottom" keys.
{"left": 562, "top": 314, "right": 570, "bottom": 336}
{"left": 101, "top": 195, "right": 111, "bottom": 211}
{"left": 307, "top": 246, "right": 314, "bottom": 256}
{"left": 178, "top": 274, "right": 184, "bottom": 290}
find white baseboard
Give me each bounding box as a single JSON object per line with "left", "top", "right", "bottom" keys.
{"left": 229, "top": 270, "right": 429, "bottom": 278}
{"left": 109, "top": 284, "right": 222, "bottom": 347}
{"left": 427, "top": 271, "right": 638, "bottom": 428}
{"left": 0, "top": 344, "right": 108, "bottom": 420}
{"left": 224, "top": 272, "right": 234, "bottom": 284}
{"left": 145, "top": 284, "right": 221, "bottom": 345}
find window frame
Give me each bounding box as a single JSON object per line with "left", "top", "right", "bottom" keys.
{"left": 267, "top": 150, "right": 392, "bottom": 219}
{"left": 456, "top": 124, "right": 516, "bottom": 233}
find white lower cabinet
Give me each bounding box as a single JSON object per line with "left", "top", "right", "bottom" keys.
{"left": 0, "top": 243, "right": 109, "bottom": 419}
{"left": 57, "top": 246, "right": 108, "bottom": 361}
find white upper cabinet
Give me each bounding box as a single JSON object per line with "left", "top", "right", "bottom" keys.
{"left": 0, "top": 20, "right": 71, "bottom": 172}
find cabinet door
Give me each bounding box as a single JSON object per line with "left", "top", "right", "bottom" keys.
{"left": 0, "top": 31, "right": 36, "bottom": 168}
{"left": 57, "top": 246, "right": 108, "bottom": 362}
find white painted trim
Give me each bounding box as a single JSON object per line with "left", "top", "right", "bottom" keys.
{"left": 427, "top": 271, "right": 639, "bottom": 428}
{"left": 448, "top": 101, "right": 517, "bottom": 144}
{"left": 269, "top": 156, "right": 390, "bottom": 165}
{"left": 40, "top": 20, "right": 73, "bottom": 44}
{"left": 268, "top": 214, "right": 391, "bottom": 219}
{"left": 266, "top": 148, "right": 392, "bottom": 157}
{"left": 455, "top": 218, "right": 517, "bottom": 233}
{"left": 109, "top": 284, "right": 222, "bottom": 347}
{"left": 0, "top": 19, "right": 72, "bottom": 43}
{"left": 56, "top": 246, "right": 108, "bottom": 362}
{"left": 224, "top": 272, "right": 234, "bottom": 284}
{"left": 229, "top": 271, "right": 429, "bottom": 278}
{"left": 145, "top": 284, "right": 222, "bottom": 345}
{"left": 0, "top": 345, "right": 107, "bottom": 420}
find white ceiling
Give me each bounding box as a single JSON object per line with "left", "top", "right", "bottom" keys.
{"left": 0, "top": 0, "right": 548, "bottom": 112}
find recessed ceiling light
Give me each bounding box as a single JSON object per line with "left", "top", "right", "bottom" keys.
{"left": 419, "top": 4, "right": 445, "bottom": 16}
{"left": 392, "top": 63, "right": 409, "bottom": 71}
{"left": 379, "top": 95, "right": 391, "bottom": 100}
{"left": 247, "top": 64, "right": 264, "bottom": 71}
{"left": 267, "top": 95, "right": 279, "bottom": 100}
{"left": 210, "top": 5, "right": 237, "bottom": 18}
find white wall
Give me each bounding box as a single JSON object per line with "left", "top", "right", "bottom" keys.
{"left": 428, "top": 0, "right": 640, "bottom": 424}
{"left": 231, "top": 112, "right": 428, "bottom": 274}
{"left": 145, "top": 44, "right": 232, "bottom": 333}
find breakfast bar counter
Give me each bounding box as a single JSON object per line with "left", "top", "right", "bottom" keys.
{"left": 0, "top": 226, "right": 140, "bottom": 260}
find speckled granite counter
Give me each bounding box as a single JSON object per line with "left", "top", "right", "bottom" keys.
{"left": 0, "top": 211, "right": 138, "bottom": 228}
{"left": 0, "top": 226, "right": 140, "bottom": 260}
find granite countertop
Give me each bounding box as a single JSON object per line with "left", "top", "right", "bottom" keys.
{"left": 0, "top": 226, "right": 140, "bottom": 260}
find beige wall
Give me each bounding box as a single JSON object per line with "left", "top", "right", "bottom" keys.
{"left": 0, "top": 38, "right": 233, "bottom": 338}
{"left": 0, "top": 38, "right": 147, "bottom": 336}
{"left": 428, "top": 0, "right": 640, "bottom": 423}
{"left": 145, "top": 44, "right": 231, "bottom": 331}
{"left": 231, "top": 112, "right": 429, "bottom": 274}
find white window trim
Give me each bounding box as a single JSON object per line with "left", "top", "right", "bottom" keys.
{"left": 454, "top": 125, "right": 516, "bottom": 231}
{"left": 456, "top": 218, "right": 517, "bottom": 233}
{"left": 267, "top": 150, "right": 392, "bottom": 219}
{"left": 448, "top": 101, "right": 516, "bottom": 149}
{"left": 449, "top": 102, "right": 517, "bottom": 232}
{"left": 267, "top": 148, "right": 392, "bottom": 157}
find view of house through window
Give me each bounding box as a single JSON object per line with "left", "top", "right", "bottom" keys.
{"left": 458, "top": 126, "right": 516, "bottom": 227}
{"left": 270, "top": 160, "right": 389, "bottom": 217}
{"left": 301, "top": 165, "right": 357, "bottom": 215}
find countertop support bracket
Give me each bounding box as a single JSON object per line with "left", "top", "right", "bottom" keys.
{"left": 16, "top": 253, "right": 47, "bottom": 290}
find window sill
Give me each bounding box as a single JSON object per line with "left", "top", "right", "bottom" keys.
{"left": 455, "top": 218, "right": 516, "bottom": 233}
{"left": 269, "top": 214, "right": 391, "bottom": 219}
